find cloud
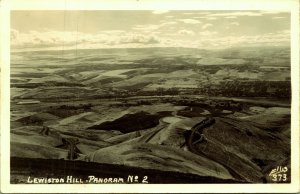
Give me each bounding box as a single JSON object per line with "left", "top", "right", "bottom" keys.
{"left": 11, "top": 29, "right": 86, "bottom": 48}
{"left": 183, "top": 13, "right": 197, "bottom": 15}
{"left": 202, "top": 23, "right": 213, "bottom": 29}
{"left": 263, "top": 11, "right": 286, "bottom": 15}
{"left": 178, "top": 19, "right": 201, "bottom": 24}
{"left": 11, "top": 27, "right": 290, "bottom": 51}
{"left": 205, "top": 11, "right": 289, "bottom": 19}
{"left": 161, "top": 21, "right": 177, "bottom": 26}
{"left": 152, "top": 10, "right": 169, "bottom": 14}
{"left": 178, "top": 30, "right": 195, "bottom": 36}
{"left": 190, "top": 12, "right": 212, "bottom": 15}
{"left": 11, "top": 29, "right": 19, "bottom": 40}
{"left": 198, "top": 31, "right": 217, "bottom": 36}
{"left": 132, "top": 22, "right": 177, "bottom": 32}
{"left": 118, "top": 34, "right": 160, "bottom": 44}
{"left": 225, "top": 16, "right": 237, "bottom": 19}
{"left": 133, "top": 24, "right": 161, "bottom": 31}
{"left": 11, "top": 29, "right": 162, "bottom": 49}
{"left": 206, "top": 17, "right": 217, "bottom": 20}
{"left": 207, "top": 30, "right": 290, "bottom": 47}
{"left": 272, "top": 16, "right": 286, "bottom": 19}
{"left": 230, "top": 22, "right": 240, "bottom": 26}
{"left": 100, "top": 30, "right": 125, "bottom": 35}
{"left": 208, "top": 11, "right": 263, "bottom": 17}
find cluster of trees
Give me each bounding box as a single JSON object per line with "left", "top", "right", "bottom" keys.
{"left": 47, "top": 103, "right": 93, "bottom": 117}
{"left": 197, "top": 81, "right": 291, "bottom": 98}
{"left": 12, "top": 82, "right": 83, "bottom": 89}
{"left": 85, "top": 80, "right": 291, "bottom": 99}
{"left": 155, "top": 87, "right": 180, "bottom": 95}
{"left": 59, "top": 104, "right": 92, "bottom": 110}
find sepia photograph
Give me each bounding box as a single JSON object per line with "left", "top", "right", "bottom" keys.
{"left": 1, "top": 0, "right": 299, "bottom": 193}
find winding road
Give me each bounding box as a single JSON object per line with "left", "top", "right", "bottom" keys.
{"left": 186, "top": 117, "right": 245, "bottom": 181}
{"left": 187, "top": 117, "right": 215, "bottom": 154}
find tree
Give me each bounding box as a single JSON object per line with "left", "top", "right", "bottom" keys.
{"left": 156, "top": 87, "right": 165, "bottom": 96}
{"left": 167, "top": 87, "right": 179, "bottom": 95}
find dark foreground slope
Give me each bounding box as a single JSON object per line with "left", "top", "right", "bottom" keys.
{"left": 10, "top": 157, "right": 243, "bottom": 184}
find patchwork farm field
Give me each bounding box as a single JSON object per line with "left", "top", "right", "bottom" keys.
{"left": 10, "top": 46, "right": 291, "bottom": 183}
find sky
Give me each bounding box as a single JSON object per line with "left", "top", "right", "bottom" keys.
{"left": 11, "top": 10, "right": 290, "bottom": 50}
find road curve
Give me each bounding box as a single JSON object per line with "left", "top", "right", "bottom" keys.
{"left": 186, "top": 117, "right": 245, "bottom": 181}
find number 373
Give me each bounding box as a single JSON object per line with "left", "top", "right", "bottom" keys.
{"left": 272, "top": 173, "right": 287, "bottom": 182}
